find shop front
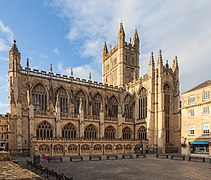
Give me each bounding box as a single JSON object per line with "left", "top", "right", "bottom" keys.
{"left": 189, "top": 141, "right": 209, "bottom": 154}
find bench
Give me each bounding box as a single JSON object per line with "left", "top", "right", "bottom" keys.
{"left": 48, "top": 156, "right": 62, "bottom": 163}
{"left": 136, "top": 153, "right": 146, "bottom": 158}
{"left": 70, "top": 155, "right": 83, "bottom": 162}
{"left": 171, "top": 154, "right": 185, "bottom": 160}
{"left": 106, "top": 154, "right": 118, "bottom": 160}
{"left": 89, "top": 155, "right": 102, "bottom": 161}
{"left": 156, "top": 154, "right": 168, "bottom": 159}
{"left": 122, "top": 154, "right": 133, "bottom": 159}
{"left": 189, "top": 156, "right": 205, "bottom": 162}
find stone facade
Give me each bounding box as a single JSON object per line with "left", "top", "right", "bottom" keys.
{"left": 7, "top": 23, "right": 180, "bottom": 156}
{"left": 0, "top": 114, "right": 10, "bottom": 151}
{"left": 181, "top": 80, "right": 211, "bottom": 156}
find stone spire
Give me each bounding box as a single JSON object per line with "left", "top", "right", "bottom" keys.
{"left": 26, "top": 58, "right": 29, "bottom": 69}
{"left": 9, "top": 40, "right": 21, "bottom": 72}
{"left": 11, "top": 40, "right": 18, "bottom": 51}
{"left": 118, "top": 22, "right": 125, "bottom": 48}
{"left": 133, "top": 29, "right": 139, "bottom": 42}
{"left": 157, "top": 49, "right": 163, "bottom": 76}
{"left": 118, "top": 22, "right": 125, "bottom": 35}
{"left": 149, "top": 51, "right": 155, "bottom": 76}
{"left": 149, "top": 51, "right": 155, "bottom": 66}
{"left": 166, "top": 60, "right": 169, "bottom": 68}
{"left": 103, "top": 41, "right": 108, "bottom": 54}
{"left": 50, "top": 64, "right": 53, "bottom": 73}
{"left": 172, "top": 56, "right": 179, "bottom": 72}
{"left": 157, "top": 49, "right": 163, "bottom": 65}
{"left": 132, "top": 29, "right": 139, "bottom": 52}
{"left": 71, "top": 68, "right": 73, "bottom": 77}
{"left": 89, "top": 72, "right": 91, "bottom": 80}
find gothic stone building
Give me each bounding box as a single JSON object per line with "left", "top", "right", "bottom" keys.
{"left": 8, "top": 23, "right": 180, "bottom": 156}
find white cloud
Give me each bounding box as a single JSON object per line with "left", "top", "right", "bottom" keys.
{"left": 0, "top": 20, "right": 14, "bottom": 42}
{"left": 0, "top": 39, "right": 10, "bottom": 51}
{"left": 0, "top": 20, "right": 14, "bottom": 52}
{"left": 50, "top": 0, "right": 211, "bottom": 92}
{"left": 53, "top": 47, "right": 60, "bottom": 55}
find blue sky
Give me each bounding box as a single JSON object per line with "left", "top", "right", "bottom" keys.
{"left": 1, "top": 0, "right": 211, "bottom": 113}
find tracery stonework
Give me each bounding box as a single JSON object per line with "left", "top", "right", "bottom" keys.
{"left": 7, "top": 23, "right": 181, "bottom": 156}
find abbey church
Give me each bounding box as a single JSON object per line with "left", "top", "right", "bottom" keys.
{"left": 6, "top": 23, "right": 181, "bottom": 156}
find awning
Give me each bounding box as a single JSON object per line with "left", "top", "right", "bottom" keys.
{"left": 189, "top": 141, "right": 209, "bottom": 145}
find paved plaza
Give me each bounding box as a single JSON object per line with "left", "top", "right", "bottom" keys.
{"left": 14, "top": 155, "right": 211, "bottom": 180}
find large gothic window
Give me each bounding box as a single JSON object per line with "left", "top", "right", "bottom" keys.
{"left": 36, "top": 121, "right": 53, "bottom": 139}
{"left": 92, "top": 93, "right": 102, "bottom": 117}
{"left": 139, "top": 88, "right": 147, "bottom": 119}
{"left": 124, "top": 94, "right": 134, "bottom": 120}
{"left": 138, "top": 126, "right": 147, "bottom": 140}
{"left": 55, "top": 87, "right": 68, "bottom": 115}
{"left": 122, "top": 127, "right": 131, "bottom": 140}
{"left": 84, "top": 124, "right": 97, "bottom": 139}
{"left": 164, "top": 83, "right": 170, "bottom": 143}
{"left": 104, "top": 125, "right": 115, "bottom": 139}
{"left": 108, "top": 96, "right": 118, "bottom": 118}
{"left": 75, "top": 90, "right": 86, "bottom": 115}
{"left": 32, "top": 84, "right": 47, "bottom": 114}
{"left": 62, "top": 123, "right": 76, "bottom": 139}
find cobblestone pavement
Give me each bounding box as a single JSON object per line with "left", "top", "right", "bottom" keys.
{"left": 13, "top": 155, "right": 211, "bottom": 180}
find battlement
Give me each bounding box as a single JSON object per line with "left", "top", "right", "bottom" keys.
{"left": 21, "top": 67, "right": 122, "bottom": 92}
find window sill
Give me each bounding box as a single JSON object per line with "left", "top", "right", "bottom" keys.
{"left": 202, "top": 133, "right": 210, "bottom": 136}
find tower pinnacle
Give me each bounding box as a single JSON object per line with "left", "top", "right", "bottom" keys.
{"left": 103, "top": 41, "right": 108, "bottom": 54}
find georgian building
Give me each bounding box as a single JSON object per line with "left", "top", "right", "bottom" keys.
{"left": 7, "top": 23, "right": 180, "bottom": 156}
{"left": 181, "top": 80, "right": 211, "bottom": 156}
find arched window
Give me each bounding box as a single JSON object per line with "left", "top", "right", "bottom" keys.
{"left": 92, "top": 93, "right": 102, "bottom": 117}
{"left": 105, "top": 144, "right": 113, "bottom": 151}
{"left": 81, "top": 144, "right": 90, "bottom": 153}
{"left": 94, "top": 144, "right": 102, "bottom": 153}
{"left": 122, "top": 127, "right": 131, "bottom": 140}
{"left": 138, "top": 126, "right": 147, "bottom": 140}
{"left": 38, "top": 144, "right": 50, "bottom": 155}
{"left": 53, "top": 144, "right": 64, "bottom": 155}
{"left": 124, "top": 94, "right": 134, "bottom": 120}
{"left": 32, "top": 84, "right": 47, "bottom": 114}
{"left": 139, "top": 88, "right": 147, "bottom": 119}
{"left": 164, "top": 83, "right": 170, "bottom": 143}
{"left": 84, "top": 124, "right": 97, "bottom": 139}
{"left": 125, "top": 144, "right": 132, "bottom": 150}
{"left": 75, "top": 90, "right": 86, "bottom": 115}
{"left": 62, "top": 123, "right": 76, "bottom": 139}
{"left": 68, "top": 144, "right": 78, "bottom": 154}
{"left": 108, "top": 96, "right": 118, "bottom": 118}
{"left": 55, "top": 87, "right": 68, "bottom": 115}
{"left": 116, "top": 144, "right": 123, "bottom": 150}
{"left": 36, "top": 121, "right": 53, "bottom": 139}
{"left": 104, "top": 125, "right": 115, "bottom": 139}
